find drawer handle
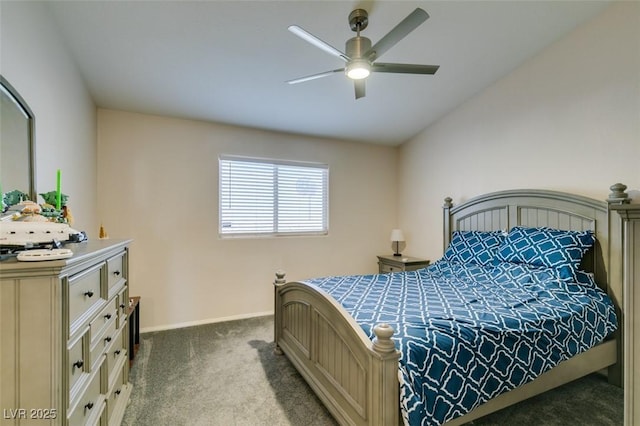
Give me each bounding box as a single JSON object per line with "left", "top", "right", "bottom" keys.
{"left": 104, "top": 313, "right": 112, "bottom": 320}
{"left": 120, "top": 303, "right": 126, "bottom": 310}
{"left": 113, "top": 270, "right": 121, "bottom": 276}
{"left": 84, "top": 402, "right": 94, "bottom": 411}
{"left": 114, "top": 349, "right": 121, "bottom": 356}
{"left": 73, "top": 359, "right": 84, "bottom": 370}
{"left": 104, "top": 336, "right": 112, "bottom": 343}
{"left": 84, "top": 290, "right": 94, "bottom": 298}
{"left": 115, "top": 389, "right": 121, "bottom": 396}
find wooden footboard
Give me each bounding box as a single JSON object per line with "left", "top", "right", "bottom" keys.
{"left": 273, "top": 271, "right": 400, "bottom": 426}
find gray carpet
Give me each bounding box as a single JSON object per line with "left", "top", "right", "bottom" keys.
{"left": 122, "top": 316, "right": 622, "bottom": 426}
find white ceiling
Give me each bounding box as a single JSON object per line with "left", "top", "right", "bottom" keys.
{"left": 46, "top": 1, "right": 611, "bottom": 146}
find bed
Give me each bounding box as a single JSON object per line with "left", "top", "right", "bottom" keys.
{"left": 273, "top": 185, "right": 630, "bottom": 425}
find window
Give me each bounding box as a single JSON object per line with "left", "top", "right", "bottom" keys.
{"left": 219, "top": 155, "right": 329, "bottom": 237}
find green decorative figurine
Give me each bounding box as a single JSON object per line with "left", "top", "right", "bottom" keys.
{"left": 3, "top": 190, "right": 29, "bottom": 208}
{"left": 40, "top": 191, "right": 69, "bottom": 207}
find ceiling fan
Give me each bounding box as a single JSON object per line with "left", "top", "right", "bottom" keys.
{"left": 287, "top": 8, "right": 439, "bottom": 99}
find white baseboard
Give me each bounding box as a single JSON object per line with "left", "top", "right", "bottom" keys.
{"left": 140, "top": 310, "right": 274, "bottom": 334}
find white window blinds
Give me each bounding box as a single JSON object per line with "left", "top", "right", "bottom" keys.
{"left": 219, "top": 155, "right": 329, "bottom": 237}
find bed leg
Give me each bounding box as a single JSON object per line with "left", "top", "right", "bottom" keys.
{"left": 273, "top": 270, "right": 287, "bottom": 356}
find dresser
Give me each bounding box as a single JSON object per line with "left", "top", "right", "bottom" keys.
{"left": 1, "top": 239, "right": 132, "bottom": 425}
{"left": 377, "top": 255, "right": 430, "bottom": 273}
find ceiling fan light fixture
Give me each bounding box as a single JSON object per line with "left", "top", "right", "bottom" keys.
{"left": 346, "top": 60, "right": 370, "bottom": 80}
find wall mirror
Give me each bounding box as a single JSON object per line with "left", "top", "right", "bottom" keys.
{"left": 1, "top": 75, "right": 36, "bottom": 203}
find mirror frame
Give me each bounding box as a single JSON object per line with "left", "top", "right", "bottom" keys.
{"left": 1, "top": 75, "right": 36, "bottom": 202}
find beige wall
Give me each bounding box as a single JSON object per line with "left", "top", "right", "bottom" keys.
{"left": 398, "top": 1, "right": 640, "bottom": 262}
{"left": 0, "top": 2, "right": 98, "bottom": 235}
{"left": 97, "top": 109, "right": 397, "bottom": 330}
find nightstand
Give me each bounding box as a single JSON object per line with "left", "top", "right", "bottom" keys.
{"left": 377, "top": 255, "right": 430, "bottom": 273}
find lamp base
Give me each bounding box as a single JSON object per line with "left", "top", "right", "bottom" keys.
{"left": 393, "top": 253, "right": 402, "bottom": 257}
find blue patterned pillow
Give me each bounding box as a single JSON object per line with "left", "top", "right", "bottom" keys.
{"left": 496, "top": 226, "right": 595, "bottom": 279}
{"left": 443, "top": 230, "right": 506, "bottom": 266}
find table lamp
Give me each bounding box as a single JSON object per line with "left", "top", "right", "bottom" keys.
{"left": 390, "top": 229, "right": 405, "bottom": 257}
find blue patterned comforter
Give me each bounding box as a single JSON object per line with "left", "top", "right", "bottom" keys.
{"left": 303, "top": 260, "right": 617, "bottom": 426}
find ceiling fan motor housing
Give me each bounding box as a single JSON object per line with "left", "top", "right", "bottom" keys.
{"left": 346, "top": 36, "right": 372, "bottom": 59}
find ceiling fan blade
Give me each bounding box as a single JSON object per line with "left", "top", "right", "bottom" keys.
{"left": 354, "top": 79, "right": 366, "bottom": 99}
{"left": 286, "top": 68, "right": 344, "bottom": 84}
{"left": 371, "top": 63, "right": 439, "bottom": 75}
{"left": 288, "top": 25, "right": 350, "bottom": 62}
{"left": 365, "top": 8, "right": 429, "bottom": 61}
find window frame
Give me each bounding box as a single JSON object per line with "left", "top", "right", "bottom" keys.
{"left": 218, "top": 154, "right": 329, "bottom": 238}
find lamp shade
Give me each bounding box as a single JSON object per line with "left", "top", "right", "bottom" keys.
{"left": 390, "top": 229, "right": 405, "bottom": 242}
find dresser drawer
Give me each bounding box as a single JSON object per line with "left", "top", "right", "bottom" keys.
{"left": 90, "top": 315, "right": 117, "bottom": 371}
{"left": 91, "top": 300, "right": 118, "bottom": 345}
{"left": 106, "top": 367, "right": 126, "bottom": 421}
{"left": 68, "top": 265, "right": 105, "bottom": 336}
{"left": 106, "top": 326, "right": 127, "bottom": 386}
{"left": 107, "top": 253, "right": 126, "bottom": 294}
{"left": 116, "top": 286, "right": 129, "bottom": 328}
{"left": 68, "top": 329, "right": 90, "bottom": 401}
{"left": 68, "top": 368, "right": 105, "bottom": 426}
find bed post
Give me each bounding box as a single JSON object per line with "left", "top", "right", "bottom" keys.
{"left": 371, "top": 323, "right": 401, "bottom": 426}
{"left": 443, "top": 197, "right": 453, "bottom": 252}
{"left": 273, "top": 270, "right": 287, "bottom": 356}
{"left": 606, "top": 183, "right": 630, "bottom": 388}
{"left": 610, "top": 199, "right": 640, "bottom": 425}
